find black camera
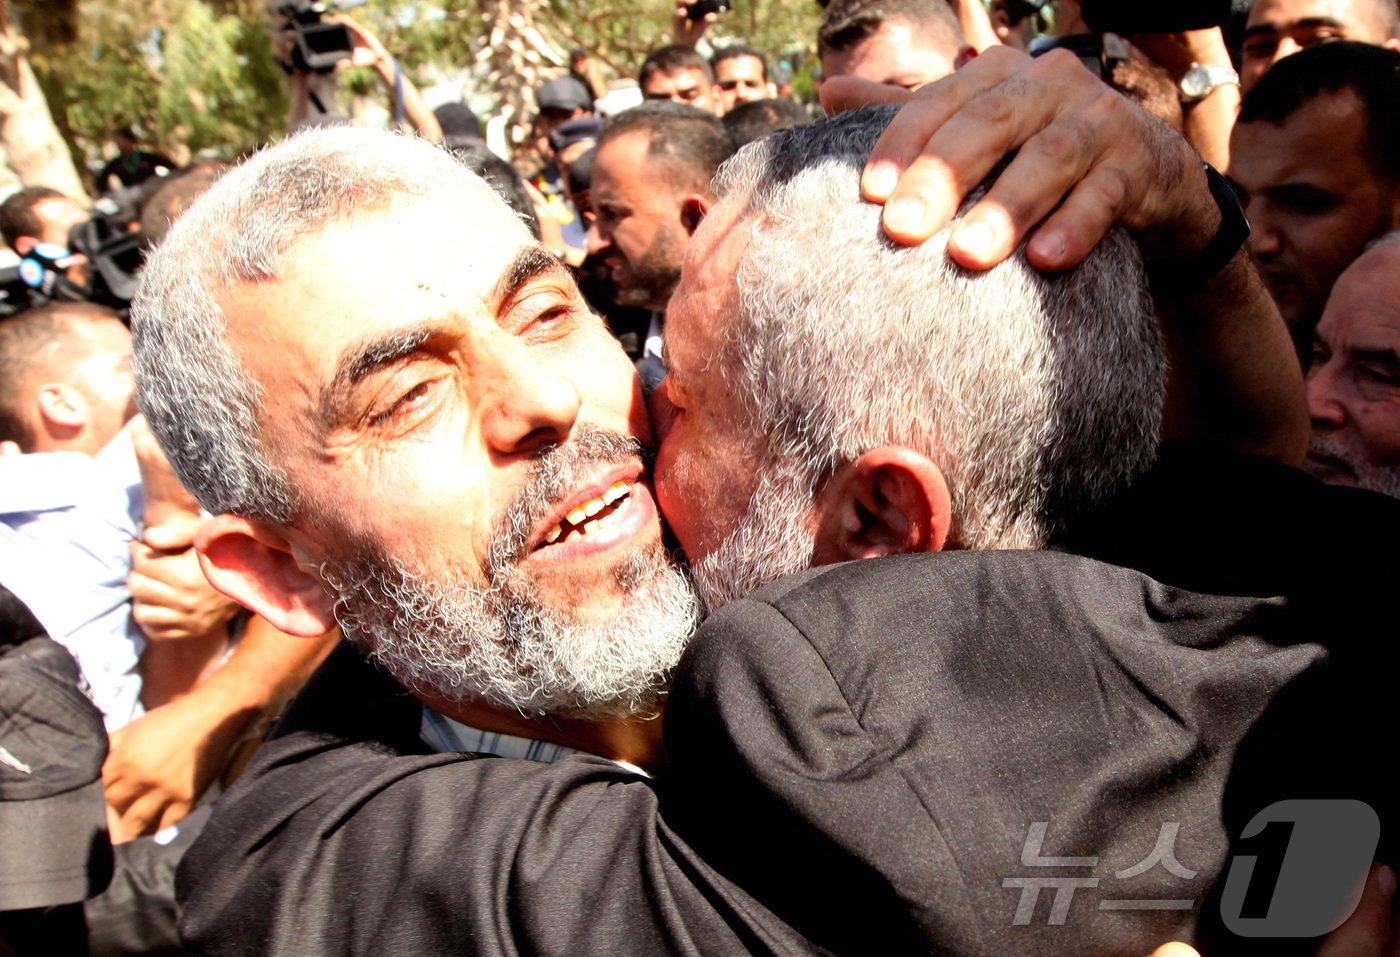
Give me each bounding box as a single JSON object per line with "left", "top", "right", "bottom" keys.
{"left": 10, "top": 198, "right": 145, "bottom": 317}
{"left": 687, "top": 0, "right": 732, "bottom": 21}
{"left": 275, "top": 0, "right": 358, "bottom": 74}
{"left": 1079, "top": 0, "right": 1233, "bottom": 35}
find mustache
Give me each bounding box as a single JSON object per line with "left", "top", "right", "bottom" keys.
{"left": 485, "top": 427, "right": 650, "bottom": 578}
{"left": 1306, "top": 436, "right": 1358, "bottom": 477}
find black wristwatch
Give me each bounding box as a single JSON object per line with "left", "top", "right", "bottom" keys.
{"left": 1150, "top": 162, "right": 1250, "bottom": 288}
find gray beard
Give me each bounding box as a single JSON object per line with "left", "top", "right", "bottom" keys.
{"left": 319, "top": 429, "right": 702, "bottom": 720}
{"left": 1305, "top": 435, "right": 1400, "bottom": 500}
{"left": 688, "top": 456, "right": 817, "bottom": 612}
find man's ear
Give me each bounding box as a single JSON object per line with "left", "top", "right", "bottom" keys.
{"left": 811, "top": 446, "right": 952, "bottom": 564}
{"left": 14, "top": 236, "right": 37, "bottom": 256}
{"left": 953, "top": 44, "right": 978, "bottom": 70}
{"left": 195, "top": 514, "right": 339, "bottom": 638}
{"left": 680, "top": 194, "right": 712, "bottom": 236}
{"left": 36, "top": 383, "right": 88, "bottom": 437}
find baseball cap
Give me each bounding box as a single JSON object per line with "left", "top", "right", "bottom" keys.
{"left": 0, "top": 635, "right": 113, "bottom": 910}
{"left": 536, "top": 75, "right": 592, "bottom": 114}
{"left": 548, "top": 117, "right": 602, "bottom": 155}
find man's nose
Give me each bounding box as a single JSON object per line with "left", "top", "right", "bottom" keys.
{"left": 1246, "top": 203, "right": 1281, "bottom": 259}
{"left": 1306, "top": 362, "right": 1347, "bottom": 429}
{"left": 1271, "top": 37, "right": 1303, "bottom": 69}
{"left": 481, "top": 344, "right": 582, "bottom": 455}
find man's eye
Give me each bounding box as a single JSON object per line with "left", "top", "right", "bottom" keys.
{"left": 1308, "top": 344, "right": 1331, "bottom": 370}
{"left": 1360, "top": 364, "right": 1400, "bottom": 386}
{"left": 1301, "top": 30, "right": 1343, "bottom": 46}
{"left": 1243, "top": 38, "right": 1278, "bottom": 57}
{"left": 371, "top": 380, "right": 434, "bottom": 427}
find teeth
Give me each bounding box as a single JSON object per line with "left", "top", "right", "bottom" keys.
{"left": 540, "top": 482, "right": 634, "bottom": 548}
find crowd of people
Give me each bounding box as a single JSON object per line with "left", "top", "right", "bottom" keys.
{"left": 3, "top": 0, "right": 1400, "bottom": 954}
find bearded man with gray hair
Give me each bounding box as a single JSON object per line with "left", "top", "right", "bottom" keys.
{"left": 159, "top": 52, "right": 1395, "bottom": 957}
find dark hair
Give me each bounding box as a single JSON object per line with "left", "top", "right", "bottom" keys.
{"left": 599, "top": 101, "right": 735, "bottom": 194}
{"left": 137, "top": 162, "right": 233, "bottom": 248}
{"left": 723, "top": 97, "right": 810, "bottom": 148}
{"left": 0, "top": 187, "right": 70, "bottom": 251}
{"left": 444, "top": 142, "right": 542, "bottom": 239}
{"left": 639, "top": 44, "right": 715, "bottom": 87}
{"left": 819, "top": 0, "right": 965, "bottom": 55}
{"left": 712, "top": 43, "right": 769, "bottom": 82}
{"left": 0, "top": 583, "right": 45, "bottom": 647}
{"left": 1238, "top": 41, "right": 1400, "bottom": 183}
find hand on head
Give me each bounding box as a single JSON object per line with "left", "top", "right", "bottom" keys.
{"left": 821, "top": 47, "right": 1218, "bottom": 273}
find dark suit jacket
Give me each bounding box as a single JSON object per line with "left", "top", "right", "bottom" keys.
{"left": 176, "top": 453, "right": 1399, "bottom": 955}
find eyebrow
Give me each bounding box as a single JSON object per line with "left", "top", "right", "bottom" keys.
{"left": 1243, "top": 17, "right": 1346, "bottom": 38}
{"left": 318, "top": 246, "right": 572, "bottom": 426}
{"left": 320, "top": 323, "right": 438, "bottom": 426}
{"left": 490, "top": 245, "right": 572, "bottom": 311}
{"left": 1353, "top": 347, "right": 1400, "bottom": 366}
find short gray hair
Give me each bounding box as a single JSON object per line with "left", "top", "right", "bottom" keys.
{"left": 712, "top": 106, "right": 1166, "bottom": 549}
{"left": 132, "top": 128, "right": 494, "bottom": 523}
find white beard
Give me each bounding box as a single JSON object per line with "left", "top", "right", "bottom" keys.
{"left": 319, "top": 429, "right": 702, "bottom": 720}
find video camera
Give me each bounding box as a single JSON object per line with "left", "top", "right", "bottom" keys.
{"left": 1078, "top": 0, "right": 1239, "bottom": 35}
{"left": 274, "top": 0, "right": 365, "bottom": 74}
{"left": 10, "top": 197, "right": 145, "bottom": 318}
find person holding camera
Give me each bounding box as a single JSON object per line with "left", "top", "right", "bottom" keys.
{"left": 281, "top": 11, "right": 441, "bottom": 142}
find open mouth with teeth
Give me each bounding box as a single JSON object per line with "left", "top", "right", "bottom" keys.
{"left": 539, "top": 480, "right": 634, "bottom": 548}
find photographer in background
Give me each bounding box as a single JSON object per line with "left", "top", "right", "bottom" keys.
{"left": 1036, "top": 1, "right": 1240, "bottom": 171}
{"left": 281, "top": 9, "right": 441, "bottom": 141}
{"left": 95, "top": 129, "right": 174, "bottom": 198}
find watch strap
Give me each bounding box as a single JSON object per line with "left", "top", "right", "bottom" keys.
{"left": 1149, "top": 162, "right": 1251, "bottom": 288}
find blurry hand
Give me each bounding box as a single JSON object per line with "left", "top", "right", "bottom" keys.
{"left": 672, "top": 0, "right": 717, "bottom": 48}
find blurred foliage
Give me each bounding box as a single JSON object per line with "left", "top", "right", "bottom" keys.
{"left": 13, "top": 0, "right": 822, "bottom": 185}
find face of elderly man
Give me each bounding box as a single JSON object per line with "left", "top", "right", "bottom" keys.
{"left": 1305, "top": 238, "right": 1400, "bottom": 496}
{"left": 180, "top": 155, "right": 697, "bottom": 718}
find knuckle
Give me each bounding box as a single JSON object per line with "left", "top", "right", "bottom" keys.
{"left": 1028, "top": 122, "right": 1088, "bottom": 168}
{"left": 964, "top": 88, "right": 1018, "bottom": 128}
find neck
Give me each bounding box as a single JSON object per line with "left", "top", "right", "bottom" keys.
{"left": 417, "top": 690, "right": 665, "bottom": 771}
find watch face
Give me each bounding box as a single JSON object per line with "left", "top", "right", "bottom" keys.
{"left": 1182, "top": 67, "right": 1209, "bottom": 98}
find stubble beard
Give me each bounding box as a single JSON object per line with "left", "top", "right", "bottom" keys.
{"left": 688, "top": 455, "right": 819, "bottom": 613}
{"left": 319, "top": 429, "right": 703, "bottom": 720}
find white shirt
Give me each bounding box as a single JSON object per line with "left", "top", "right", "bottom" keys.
{"left": 0, "top": 436, "right": 145, "bottom": 730}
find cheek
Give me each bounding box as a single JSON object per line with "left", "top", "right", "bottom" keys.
{"left": 1356, "top": 403, "right": 1400, "bottom": 463}
{"left": 654, "top": 426, "right": 698, "bottom": 551}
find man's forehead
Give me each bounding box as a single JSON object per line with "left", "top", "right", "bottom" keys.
{"left": 1325, "top": 243, "right": 1400, "bottom": 335}
{"left": 1231, "top": 91, "right": 1368, "bottom": 180}
{"left": 717, "top": 56, "right": 763, "bottom": 79}
{"left": 220, "top": 190, "right": 531, "bottom": 359}
{"left": 1249, "top": 0, "right": 1382, "bottom": 33}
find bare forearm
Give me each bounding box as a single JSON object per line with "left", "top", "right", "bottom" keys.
{"left": 1157, "top": 251, "right": 1307, "bottom": 463}
{"left": 950, "top": 0, "right": 1001, "bottom": 53}
{"left": 1181, "top": 84, "right": 1239, "bottom": 172}
{"left": 373, "top": 57, "right": 442, "bottom": 141}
